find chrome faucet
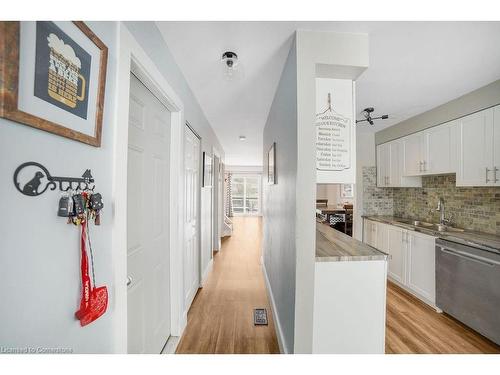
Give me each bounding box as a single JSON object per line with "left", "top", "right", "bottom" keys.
{"left": 436, "top": 197, "right": 451, "bottom": 226}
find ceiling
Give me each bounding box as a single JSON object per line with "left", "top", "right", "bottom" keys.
{"left": 157, "top": 21, "right": 500, "bottom": 166}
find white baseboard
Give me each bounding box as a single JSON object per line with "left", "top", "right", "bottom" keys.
{"left": 261, "top": 258, "right": 288, "bottom": 354}
{"left": 161, "top": 336, "right": 180, "bottom": 354}
{"left": 201, "top": 258, "right": 213, "bottom": 287}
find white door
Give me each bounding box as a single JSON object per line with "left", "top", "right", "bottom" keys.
{"left": 457, "top": 108, "right": 494, "bottom": 186}
{"left": 184, "top": 125, "right": 201, "bottom": 310}
{"left": 231, "top": 174, "right": 262, "bottom": 215}
{"left": 403, "top": 133, "right": 423, "bottom": 176}
{"left": 388, "top": 141, "right": 401, "bottom": 186}
{"left": 376, "top": 143, "right": 389, "bottom": 187}
{"left": 494, "top": 105, "right": 500, "bottom": 186}
{"left": 363, "top": 219, "right": 377, "bottom": 248}
{"left": 424, "top": 122, "right": 455, "bottom": 175}
{"left": 387, "top": 226, "right": 405, "bottom": 284}
{"left": 407, "top": 231, "right": 436, "bottom": 304}
{"left": 376, "top": 222, "right": 388, "bottom": 253}
{"left": 127, "top": 74, "right": 171, "bottom": 354}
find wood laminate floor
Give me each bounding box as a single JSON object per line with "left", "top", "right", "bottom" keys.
{"left": 175, "top": 217, "right": 499, "bottom": 354}
{"left": 386, "top": 281, "right": 500, "bottom": 353}
{"left": 175, "top": 217, "right": 280, "bottom": 354}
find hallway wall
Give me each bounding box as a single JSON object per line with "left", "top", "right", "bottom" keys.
{"left": 0, "top": 21, "right": 225, "bottom": 353}
{"left": 262, "top": 38, "right": 297, "bottom": 354}
{"left": 0, "top": 21, "right": 118, "bottom": 353}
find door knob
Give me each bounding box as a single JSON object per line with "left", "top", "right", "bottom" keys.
{"left": 126, "top": 276, "right": 133, "bottom": 287}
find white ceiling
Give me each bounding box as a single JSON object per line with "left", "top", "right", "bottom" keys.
{"left": 157, "top": 21, "right": 500, "bottom": 166}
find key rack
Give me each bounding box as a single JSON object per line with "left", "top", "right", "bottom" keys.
{"left": 13, "top": 161, "right": 96, "bottom": 197}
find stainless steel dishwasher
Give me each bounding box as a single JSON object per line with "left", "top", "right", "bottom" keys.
{"left": 436, "top": 238, "right": 500, "bottom": 345}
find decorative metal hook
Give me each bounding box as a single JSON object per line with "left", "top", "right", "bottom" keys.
{"left": 13, "top": 162, "right": 95, "bottom": 197}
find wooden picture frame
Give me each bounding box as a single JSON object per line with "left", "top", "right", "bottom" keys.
{"left": 0, "top": 21, "right": 108, "bottom": 147}
{"left": 267, "top": 142, "right": 276, "bottom": 185}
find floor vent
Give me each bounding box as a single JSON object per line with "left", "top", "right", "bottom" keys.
{"left": 254, "top": 308, "right": 268, "bottom": 326}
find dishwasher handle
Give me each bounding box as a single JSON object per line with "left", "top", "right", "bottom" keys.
{"left": 439, "top": 247, "right": 500, "bottom": 267}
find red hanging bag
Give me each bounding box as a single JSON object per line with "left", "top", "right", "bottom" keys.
{"left": 75, "top": 218, "right": 108, "bottom": 326}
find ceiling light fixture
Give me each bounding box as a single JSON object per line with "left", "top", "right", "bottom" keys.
{"left": 356, "top": 107, "right": 389, "bottom": 126}
{"left": 222, "top": 51, "right": 239, "bottom": 80}
{"left": 239, "top": 135, "right": 246, "bottom": 141}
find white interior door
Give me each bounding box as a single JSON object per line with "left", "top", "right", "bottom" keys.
{"left": 184, "top": 125, "right": 201, "bottom": 310}
{"left": 127, "top": 74, "right": 171, "bottom": 354}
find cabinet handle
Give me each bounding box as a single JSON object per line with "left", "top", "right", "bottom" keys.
{"left": 495, "top": 167, "right": 499, "bottom": 183}
{"left": 486, "top": 167, "right": 491, "bottom": 183}
{"left": 419, "top": 161, "right": 423, "bottom": 172}
{"left": 423, "top": 160, "right": 427, "bottom": 172}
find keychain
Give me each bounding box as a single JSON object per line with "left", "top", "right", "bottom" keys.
{"left": 58, "top": 188, "right": 108, "bottom": 326}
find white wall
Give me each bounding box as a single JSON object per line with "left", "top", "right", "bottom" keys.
{"left": 0, "top": 21, "right": 117, "bottom": 353}
{"left": 262, "top": 38, "right": 298, "bottom": 354}
{"left": 353, "top": 131, "right": 376, "bottom": 241}
{"left": 0, "top": 21, "right": 224, "bottom": 353}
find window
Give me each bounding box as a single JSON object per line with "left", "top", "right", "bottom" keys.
{"left": 231, "top": 174, "right": 261, "bottom": 216}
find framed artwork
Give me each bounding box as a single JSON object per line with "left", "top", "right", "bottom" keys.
{"left": 267, "top": 142, "right": 276, "bottom": 185}
{"left": 340, "top": 183, "right": 353, "bottom": 198}
{"left": 203, "top": 152, "right": 213, "bottom": 187}
{"left": 0, "top": 21, "right": 108, "bottom": 147}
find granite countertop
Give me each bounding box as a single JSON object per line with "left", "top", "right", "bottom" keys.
{"left": 316, "top": 221, "right": 388, "bottom": 262}
{"left": 363, "top": 215, "right": 500, "bottom": 253}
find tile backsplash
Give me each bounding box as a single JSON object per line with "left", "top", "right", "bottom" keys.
{"left": 362, "top": 166, "right": 394, "bottom": 216}
{"left": 362, "top": 167, "right": 500, "bottom": 235}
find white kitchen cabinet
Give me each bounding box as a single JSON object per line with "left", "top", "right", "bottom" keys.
{"left": 403, "top": 133, "right": 424, "bottom": 176}
{"left": 407, "top": 231, "right": 436, "bottom": 304}
{"left": 456, "top": 107, "right": 495, "bottom": 186}
{"left": 423, "top": 121, "right": 457, "bottom": 175}
{"left": 402, "top": 122, "right": 457, "bottom": 176}
{"left": 363, "top": 220, "right": 437, "bottom": 308}
{"left": 363, "top": 219, "right": 378, "bottom": 248}
{"left": 386, "top": 225, "right": 406, "bottom": 284}
{"left": 376, "top": 143, "right": 390, "bottom": 187}
{"left": 493, "top": 106, "right": 500, "bottom": 186}
{"left": 377, "top": 140, "right": 421, "bottom": 187}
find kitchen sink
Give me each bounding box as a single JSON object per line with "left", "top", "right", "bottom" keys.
{"left": 412, "top": 220, "right": 465, "bottom": 233}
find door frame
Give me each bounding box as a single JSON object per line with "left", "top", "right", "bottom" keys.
{"left": 112, "top": 23, "right": 186, "bottom": 353}
{"left": 184, "top": 121, "right": 202, "bottom": 308}
{"left": 212, "top": 147, "right": 222, "bottom": 251}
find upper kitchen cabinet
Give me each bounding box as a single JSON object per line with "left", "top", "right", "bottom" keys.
{"left": 402, "top": 121, "right": 457, "bottom": 176}
{"left": 456, "top": 107, "right": 497, "bottom": 186}
{"left": 402, "top": 132, "right": 424, "bottom": 176}
{"left": 494, "top": 106, "right": 500, "bottom": 186}
{"left": 377, "top": 139, "right": 421, "bottom": 187}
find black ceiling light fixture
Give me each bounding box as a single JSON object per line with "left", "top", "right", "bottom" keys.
{"left": 356, "top": 107, "right": 389, "bottom": 126}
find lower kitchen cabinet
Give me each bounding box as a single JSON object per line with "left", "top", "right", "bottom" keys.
{"left": 363, "top": 219, "right": 437, "bottom": 308}
{"left": 407, "top": 231, "right": 436, "bottom": 304}
{"left": 387, "top": 225, "right": 406, "bottom": 285}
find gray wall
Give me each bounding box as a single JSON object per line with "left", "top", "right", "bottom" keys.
{"left": 0, "top": 21, "right": 117, "bottom": 353}
{"left": 0, "top": 21, "right": 224, "bottom": 353}
{"left": 376, "top": 79, "right": 500, "bottom": 144}
{"left": 262, "top": 40, "right": 297, "bottom": 353}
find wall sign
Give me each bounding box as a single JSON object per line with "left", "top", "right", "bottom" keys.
{"left": 0, "top": 21, "right": 108, "bottom": 147}
{"left": 315, "top": 78, "right": 356, "bottom": 184}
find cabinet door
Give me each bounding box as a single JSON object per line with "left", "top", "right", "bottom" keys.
{"left": 364, "top": 220, "right": 378, "bottom": 248}
{"left": 376, "top": 143, "right": 389, "bottom": 187}
{"left": 387, "top": 226, "right": 405, "bottom": 284}
{"left": 457, "top": 108, "right": 494, "bottom": 186}
{"left": 388, "top": 141, "right": 400, "bottom": 186}
{"left": 407, "top": 231, "right": 436, "bottom": 304}
{"left": 494, "top": 106, "right": 500, "bottom": 186}
{"left": 403, "top": 133, "right": 423, "bottom": 176}
{"left": 424, "top": 122, "right": 456, "bottom": 174}
{"left": 376, "top": 222, "right": 388, "bottom": 253}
